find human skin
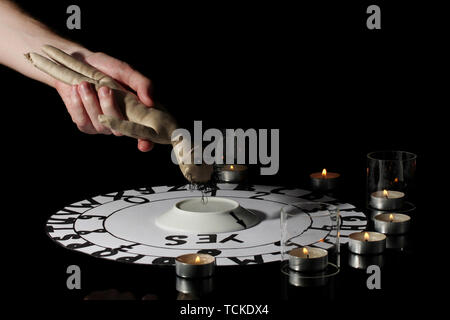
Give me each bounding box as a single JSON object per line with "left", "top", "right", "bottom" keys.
{"left": 0, "top": 0, "right": 153, "bottom": 151}
{"left": 26, "top": 45, "right": 214, "bottom": 183}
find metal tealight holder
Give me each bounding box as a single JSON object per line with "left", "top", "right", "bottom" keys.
{"left": 280, "top": 202, "right": 340, "bottom": 287}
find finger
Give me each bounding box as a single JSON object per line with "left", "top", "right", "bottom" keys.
{"left": 42, "top": 45, "right": 104, "bottom": 81}
{"left": 55, "top": 82, "right": 96, "bottom": 134}
{"left": 99, "top": 115, "right": 163, "bottom": 143}
{"left": 84, "top": 54, "right": 153, "bottom": 106}
{"left": 117, "top": 63, "right": 153, "bottom": 107}
{"left": 69, "top": 85, "right": 97, "bottom": 134}
{"left": 26, "top": 52, "right": 93, "bottom": 86}
{"left": 98, "top": 86, "right": 123, "bottom": 136}
{"left": 138, "top": 139, "right": 154, "bottom": 152}
{"left": 78, "top": 81, "right": 111, "bottom": 135}
{"left": 131, "top": 74, "right": 153, "bottom": 107}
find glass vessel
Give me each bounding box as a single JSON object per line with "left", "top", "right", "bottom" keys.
{"left": 366, "top": 151, "right": 417, "bottom": 211}
{"left": 280, "top": 202, "right": 340, "bottom": 287}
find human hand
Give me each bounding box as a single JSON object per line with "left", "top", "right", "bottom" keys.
{"left": 54, "top": 51, "right": 154, "bottom": 152}
{"left": 27, "top": 45, "right": 214, "bottom": 184}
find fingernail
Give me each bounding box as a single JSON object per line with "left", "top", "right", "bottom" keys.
{"left": 99, "top": 87, "right": 110, "bottom": 97}
{"left": 79, "top": 82, "right": 90, "bottom": 97}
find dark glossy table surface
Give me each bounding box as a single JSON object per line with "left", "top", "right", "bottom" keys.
{"left": 8, "top": 178, "right": 426, "bottom": 309}
{"left": 3, "top": 1, "right": 440, "bottom": 316}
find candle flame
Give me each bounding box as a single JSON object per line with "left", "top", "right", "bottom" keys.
{"left": 322, "top": 168, "right": 327, "bottom": 177}
{"left": 394, "top": 178, "right": 399, "bottom": 183}
{"left": 195, "top": 255, "right": 201, "bottom": 264}
{"left": 364, "top": 232, "right": 370, "bottom": 241}
{"left": 230, "top": 165, "right": 235, "bottom": 170}
{"left": 302, "top": 247, "right": 309, "bottom": 255}
{"left": 389, "top": 214, "right": 394, "bottom": 222}
{"left": 383, "top": 189, "right": 389, "bottom": 198}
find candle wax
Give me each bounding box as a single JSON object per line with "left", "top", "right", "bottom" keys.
{"left": 371, "top": 190, "right": 404, "bottom": 199}
{"left": 222, "top": 164, "right": 248, "bottom": 171}
{"left": 176, "top": 253, "right": 215, "bottom": 265}
{"left": 310, "top": 172, "right": 340, "bottom": 179}
{"left": 349, "top": 231, "right": 386, "bottom": 242}
{"left": 289, "top": 247, "right": 327, "bottom": 259}
{"left": 375, "top": 213, "right": 410, "bottom": 223}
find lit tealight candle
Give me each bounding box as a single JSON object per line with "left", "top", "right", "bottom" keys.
{"left": 374, "top": 213, "right": 411, "bottom": 235}
{"left": 370, "top": 189, "right": 405, "bottom": 210}
{"left": 348, "top": 231, "right": 386, "bottom": 255}
{"left": 310, "top": 168, "right": 340, "bottom": 192}
{"left": 175, "top": 253, "right": 216, "bottom": 278}
{"left": 288, "top": 246, "right": 328, "bottom": 272}
{"left": 217, "top": 164, "right": 248, "bottom": 183}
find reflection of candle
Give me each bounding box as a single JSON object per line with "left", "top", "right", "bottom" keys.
{"left": 176, "top": 276, "right": 214, "bottom": 296}
{"left": 348, "top": 231, "right": 386, "bottom": 255}
{"left": 175, "top": 253, "right": 216, "bottom": 278}
{"left": 310, "top": 169, "right": 340, "bottom": 191}
{"left": 288, "top": 247, "right": 328, "bottom": 272}
{"left": 217, "top": 164, "right": 248, "bottom": 183}
{"left": 348, "top": 252, "right": 384, "bottom": 270}
{"left": 374, "top": 213, "right": 411, "bottom": 234}
{"left": 288, "top": 269, "right": 328, "bottom": 287}
{"left": 370, "top": 189, "right": 405, "bottom": 210}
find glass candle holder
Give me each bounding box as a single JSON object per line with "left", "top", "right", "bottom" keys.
{"left": 280, "top": 202, "right": 340, "bottom": 286}
{"left": 366, "top": 151, "right": 417, "bottom": 210}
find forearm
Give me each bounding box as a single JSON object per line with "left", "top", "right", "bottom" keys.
{"left": 0, "top": 0, "right": 91, "bottom": 87}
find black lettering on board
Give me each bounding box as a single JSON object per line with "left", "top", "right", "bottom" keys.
{"left": 65, "top": 198, "right": 101, "bottom": 209}
{"left": 197, "top": 249, "right": 222, "bottom": 256}
{"left": 67, "top": 241, "right": 94, "bottom": 249}
{"left": 196, "top": 234, "right": 217, "bottom": 244}
{"left": 165, "top": 235, "right": 188, "bottom": 246}
{"left": 219, "top": 233, "right": 244, "bottom": 243}
{"left": 228, "top": 255, "right": 264, "bottom": 265}
{"left": 116, "top": 255, "right": 145, "bottom": 263}
{"left": 152, "top": 257, "right": 175, "bottom": 265}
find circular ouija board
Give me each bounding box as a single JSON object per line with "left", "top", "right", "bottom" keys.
{"left": 46, "top": 184, "right": 367, "bottom": 266}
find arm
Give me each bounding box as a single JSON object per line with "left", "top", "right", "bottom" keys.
{"left": 0, "top": 0, "right": 154, "bottom": 151}
{"left": 26, "top": 45, "right": 214, "bottom": 183}
{"left": 0, "top": 0, "right": 86, "bottom": 85}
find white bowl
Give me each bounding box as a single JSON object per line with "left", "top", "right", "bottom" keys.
{"left": 155, "top": 197, "right": 260, "bottom": 233}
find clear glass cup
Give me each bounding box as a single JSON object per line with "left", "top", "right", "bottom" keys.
{"left": 367, "top": 151, "right": 417, "bottom": 210}
{"left": 280, "top": 202, "right": 340, "bottom": 286}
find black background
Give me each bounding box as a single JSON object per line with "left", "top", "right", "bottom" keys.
{"left": 2, "top": 0, "right": 444, "bottom": 317}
